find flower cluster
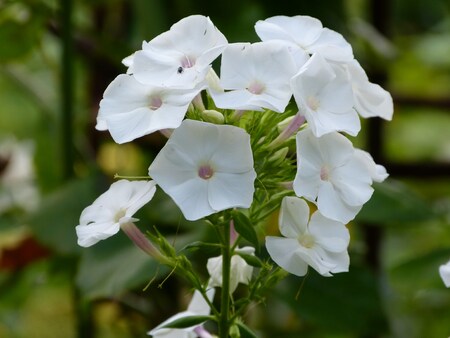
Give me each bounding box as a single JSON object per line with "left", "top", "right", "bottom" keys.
{"left": 76, "top": 14, "right": 394, "bottom": 336}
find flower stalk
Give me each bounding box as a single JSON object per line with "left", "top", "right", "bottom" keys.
{"left": 219, "top": 220, "right": 231, "bottom": 337}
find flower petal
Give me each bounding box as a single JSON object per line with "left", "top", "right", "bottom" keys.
{"left": 265, "top": 237, "right": 308, "bottom": 276}
{"left": 317, "top": 181, "right": 362, "bottom": 223}
{"left": 308, "top": 211, "right": 349, "bottom": 252}
{"left": 207, "top": 171, "right": 255, "bottom": 211}
{"left": 279, "top": 196, "right": 309, "bottom": 238}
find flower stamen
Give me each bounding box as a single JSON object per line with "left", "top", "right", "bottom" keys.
{"left": 198, "top": 164, "right": 214, "bottom": 180}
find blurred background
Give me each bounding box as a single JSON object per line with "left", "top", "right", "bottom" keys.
{"left": 1, "top": 0, "right": 450, "bottom": 337}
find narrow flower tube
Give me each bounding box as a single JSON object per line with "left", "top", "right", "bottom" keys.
{"left": 270, "top": 112, "right": 305, "bottom": 147}
{"left": 120, "top": 222, "right": 165, "bottom": 261}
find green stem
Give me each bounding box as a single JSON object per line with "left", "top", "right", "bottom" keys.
{"left": 219, "top": 220, "right": 231, "bottom": 337}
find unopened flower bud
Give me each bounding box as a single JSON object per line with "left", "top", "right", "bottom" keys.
{"left": 277, "top": 115, "right": 296, "bottom": 133}
{"left": 202, "top": 109, "right": 225, "bottom": 124}
{"left": 268, "top": 147, "right": 289, "bottom": 165}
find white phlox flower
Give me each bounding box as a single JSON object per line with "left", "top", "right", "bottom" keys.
{"left": 207, "top": 246, "right": 255, "bottom": 293}
{"left": 439, "top": 260, "right": 450, "bottom": 288}
{"left": 266, "top": 196, "right": 350, "bottom": 277}
{"left": 291, "top": 53, "right": 361, "bottom": 137}
{"left": 255, "top": 15, "right": 353, "bottom": 63}
{"left": 76, "top": 180, "right": 156, "bottom": 247}
{"left": 293, "top": 129, "right": 378, "bottom": 224}
{"left": 132, "top": 15, "right": 228, "bottom": 89}
{"left": 148, "top": 120, "right": 256, "bottom": 221}
{"left": 148, "top": 288, "right": 215, "bottom": 338}
{"left": 210, "top": 41, "right": 298, "bottom": 112}
{"left": 345, "top": 59, "right": 394, "bottom": 121}
{"left": 96, "top": 74, "right": 204, "bottom": 144}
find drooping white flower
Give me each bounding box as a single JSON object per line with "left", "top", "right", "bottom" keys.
{"left": 132, "top": 15, "right": 227, "bottom": 89}
{"left": 255, "top": 15, "right": 353, "bottom": 63}
{"left": 354, "top": 149, "right": 389, "bottom": 183}
{"left": 345, "top": 59, "right": 394, "bottom": 121}
{"left": 293, "top": 129, "right": 379, "bottom": 223}
{"left": 148, "top": 288, "right": 215, "bottom": 338}
{"left": 76, "top": 180, "right": 156, "bottom": 247}
{"left": 291, "top": 53, "right": 361, "bottom": 137}
{"left": 96, "top": 74, "right": 203, "bottom": 144}
{"left": 148, "top": 120, "right": 256, "bottom": 221}
{"left": 266, "top": 196, "right": 350, "bottom": 277}
{"left": 439, "top": 260, "right": 450, "bottom": 288}
{"left": 210, "top": 41, "right": 298, "bottom": 112}
{"left": 207, "top": 246, "right": 255, "bottom": 293}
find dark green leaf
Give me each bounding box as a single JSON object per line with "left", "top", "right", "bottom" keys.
{"left": 76, "top": 232, "right": 164, "bottom": 299}
{"left": 161, "top": 315, "right": 213, "bottom": 329}
{"left": 357, "top": 180, "right": 437, "bottom": 224}
{"left": 26, "top": 176, "right": 107, "bottom": 254}
{"left": 274, "top": 266, "right": 388, "bottom": 335}
{"left": 233, "top": 211, "right": 259, "bottom": 249}
{"left": 180, "top": 241, "right": 221, "bottom": 254}
{"left": 236, "top": 252, "right": 263, "bottom": 268}
{"left": 236, "top": 321, "right": 259, "bottom": 338}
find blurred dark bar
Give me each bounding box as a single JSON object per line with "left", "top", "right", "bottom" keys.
{"left": 61, "top": 0, "right": 75, "bottom": 179}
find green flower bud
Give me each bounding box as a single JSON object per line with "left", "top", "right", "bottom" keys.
{"left": 268, "top": 147, "right": 289, "bottom": 165}
{"left": 202, "top": 109, "right": 225, "bottom": 124}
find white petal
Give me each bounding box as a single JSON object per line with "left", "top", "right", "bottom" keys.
{"left": 316, "top": 131, "right": 355, "bottom": 167}
{"left": 210, "top": 90, "right": 263, "bottom": 111}
{"left": 211, "top": 125, "right": 254, "bottom": 173}
{"left": 187, "top": 289, "right": 215, "bottom": 315}
{"left": 279, "top": 196, "right": 309, "bottom": 238}
{"left": 308, "top": 28, "right": 354, "bottom": 62}
{"left": 348, "top": 60, "right": 393, "bottom": 120}
{"left": 230, "top": 254, "right": 253, "bottom": 291}
{"left": 308, "top": 211, "right": 349, "bottom": 252}
{"left": 317, "top": 181, "right": 362, "bottom": 223}
{"left": 207, "top": 255, "right": 223, "bottom": 287}
{"left": 207, "top": 171, "right": 255, "bottom": 211}
{"left": 217, "top": 41, "right": 296, "bottom": 112}
{"left": 166, "top": 177, "right": 214, "bottom": 221}
{"left": 266, "top": 237, "right": 308, "bottom": 276}
{"left": 332, "top": 155, "right": 374, "bottom": 207}
{"left": 354, "top": 149, "right": 389, "bottom": 183}
{"left": 255, "top": 15, "right": 323, "bottom": 48}
{"left": 76, "top": 221, "right": 120, "bottom": 247}
{"left": 439, "top": 260, "right": 450, "bottom": 288}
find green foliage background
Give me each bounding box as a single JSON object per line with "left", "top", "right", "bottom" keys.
{"left": 0, "top": 0, "right": 450, "bottom": 337}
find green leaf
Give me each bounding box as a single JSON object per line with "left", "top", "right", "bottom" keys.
{"left": 274, "top": 265, "right": 388, "bottom": 335}
{"left": 357, "top": 180, "right": 437, "bottom": 224}
{"left": 26, "top": 176, "right": 107, "bottom": 254}
{"left": 236, "top": 321, "right": 259, "bottom": 338}
{"left": 76, "top": 232, "right": 164, "bottom": 299}
{"left": 161, "top": 315, "right": 213, "bottom": 329}
{"left": 232, "top": 211, "right": 259, "bottom": 249}
{"left": 236, "top": 252, "right": 263, "bottom": 268}
{"left": 180, "top": 241, "right": 221, "bottom": 254}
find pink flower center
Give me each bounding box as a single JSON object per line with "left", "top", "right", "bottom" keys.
{"left": 247, "top": 81, "right": 265, "bottom": 95}
{"left": 149, "top": 96, "right": 163, "bottom": 110}
{"left": 198, "top": 164, "right": 214, "bottom": 180}
{"left": 182, "top": 56, "right": 195, "bottom": 68}
{"left": 320, "top": 165, "right": 330, "bottom": 181}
